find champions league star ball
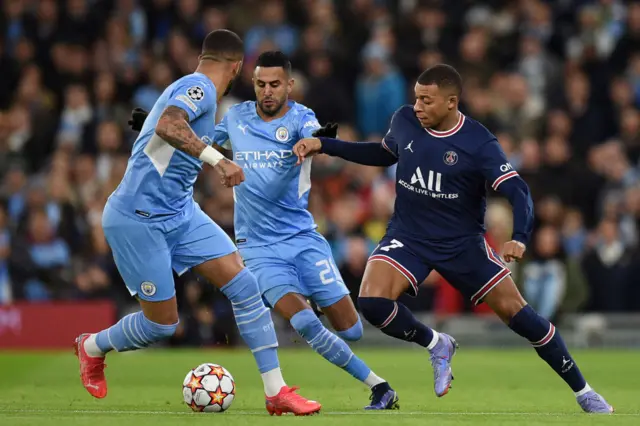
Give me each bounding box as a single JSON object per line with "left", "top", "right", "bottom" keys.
{"left": 183, "top": 363, "right": 236, "bottom": 412}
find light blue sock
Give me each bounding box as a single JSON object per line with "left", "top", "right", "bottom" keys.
{"left": 221, "top": 268, "right": 280, "bottom": 373}
{"left": 336, "top": 316, "right": 364, "bottom": 341}
{"left": 95, "top": 311, "right": 178, "bottom": 353}
{"left": 290, "top": 309, "right": 371, "bottom": 382}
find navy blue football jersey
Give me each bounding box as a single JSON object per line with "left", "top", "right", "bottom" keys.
{"left": 381, "top": 105, "right": 519, "bottom": 243}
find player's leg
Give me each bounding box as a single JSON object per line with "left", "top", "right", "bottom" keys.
{"left": 290, "top": 233, "right": 398, "bottom": 409}
{"left": 357, "top": 237, "right": 457, "bottom": 397}
{"left": 245, "top": 235, "right": 396, "bottom": 409}
{"left": 271, "top": 291, "right": 387, "bottom": 393}
{"left": 482, "top": 278, "right": 613, "bottom": 413}
{"left": 172, "top": 207, "right": 320, "bottom": 416}
{"left": 441, "top": 236, "right": 612, "bottom": 414}
{"left": 357, "top": 239, "right": 439, "bottom": 348}
{"left": 317, "top": 295, "right": 399, "bottom": 410}
{"left": 191, "top": 255, "right": 319, "bottom": 416}
{"left": 321, "top": 295, "right": 362, "bottom": 341}
{"left": 76, "top": 205, "right": 180, "bottom": 398}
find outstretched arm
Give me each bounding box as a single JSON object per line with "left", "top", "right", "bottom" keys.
{"left": 320, "top": 137, "right": 398, "bottom": 166}
{"left": 294, "top": 106, "right": 404, "bottom": 166}
{"left": 293, "top": 136, "right": 398, "bottom": 167}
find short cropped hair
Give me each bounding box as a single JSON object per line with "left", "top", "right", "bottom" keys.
{"left": 417, "top": 64, "right": 463, "bottom": 96}
{"left": 201, "top": 29, "right": 244, "bottom": 62}
{"left": 255, "top": 51, "right": 292, "bottom": 74}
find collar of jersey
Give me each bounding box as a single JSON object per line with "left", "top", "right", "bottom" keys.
{"left": 425, "top": 112, "right": 465, "bottom": 138}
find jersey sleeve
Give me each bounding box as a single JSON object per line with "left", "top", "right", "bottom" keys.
{"left": 381, "top": 109, "right": 400, "bottom": 157}
{"left": 298, "top": 110, "right": 322, "bottom": 138}
{"left": 478, "top": 138, "right": 534, "bottom": 245}
{"left": 213, "top": 113, "right": 232, "bottom": 150}
{"left": 478, "top": 139, "right": 519, "bottom": 190}
{"left": 165, "top": 77, "right": 216, "bottom": 122}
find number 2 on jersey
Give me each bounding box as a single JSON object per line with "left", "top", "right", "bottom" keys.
{"left": 316, "top": 258, "right": 341, "bottom": 285}
{"left": 380, "top": 239, "right": 404, "bottom": 252}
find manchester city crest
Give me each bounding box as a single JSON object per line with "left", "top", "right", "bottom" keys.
{"left": 140, "top": 281, "right": 157, "bottom": 297}
{"left": 443, "top": 150, "right": 458, "bottom": 166}
{"left": 275, "top": 126, "right": 289, "bottom": 142}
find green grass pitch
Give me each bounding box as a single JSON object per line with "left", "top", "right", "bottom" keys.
{"left": 0, "top": 348, "right": 637, "bottom": 425}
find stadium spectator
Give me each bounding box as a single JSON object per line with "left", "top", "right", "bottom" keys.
{"left": 523, "top": 225, "right": 567, "bottom": 321}
{"left": 356, "top": 41, "right": 406, "bottom": 138}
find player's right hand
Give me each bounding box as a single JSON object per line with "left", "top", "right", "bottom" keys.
{"left": 214, "top": 159, "right": 245, "bottom": 187}
{"left": 502, "top": 240, "right": 526, "bottom": 263}
{"left": 293, "top": 138, "right": 322, "bottom": 165}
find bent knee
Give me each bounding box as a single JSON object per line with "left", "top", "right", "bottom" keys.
{"left": 142, "top": 315, "right": 179, "bottom": 340}
{"left": 336, "top": 317, "right": 363, "bottom": 341}
{"left": 153, "top": 311, "right": 179, "bottom": 326}
{"left": 485, "top": 293, "right": 527, "bottom": 323}
{"left": 500, "top": 299, "right": 528, "bottom": 322}
{"left": 358, "top": 296, "right": 395, "bottom": 327}
{"left": 360, "top": 268, "right": 408, "bottom": 299}
{"left": 482, "top": 276, "right": 528, "bottom": 323}
{"left": 358, "top": 278, "right": 404, "bottom": 299}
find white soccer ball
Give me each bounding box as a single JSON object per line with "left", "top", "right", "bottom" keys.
{"left": 183, "top": 363, "right": 236, "bottom": 412}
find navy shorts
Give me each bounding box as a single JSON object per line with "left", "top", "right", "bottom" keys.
{"left": 368, "top": 232, "right": 511, "bottom": 305}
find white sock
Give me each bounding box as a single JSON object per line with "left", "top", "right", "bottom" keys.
{"left": 574, "top": 383, "right": 592, "bottom": 397}
{"left": 262, "top": 367, "right": 287, "bottom": 397}
{"left": 426, "top": 331, "right": 439, "bottom": 351}
{"left": 363, "top": 371, "right": 386, "bottom": 388}
{"left": 83, "top": 334, "right": 105, "bottom": 358}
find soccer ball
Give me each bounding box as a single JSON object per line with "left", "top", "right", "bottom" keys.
{"left": 183, "top": 363, "right": 236, "bottom": 412}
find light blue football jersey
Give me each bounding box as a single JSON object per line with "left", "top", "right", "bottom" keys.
{"left": 214, "top": 101, "right": 322, "bottom": 247}
{"left": 108, "top": 72, "right": 218, "bottom": 219}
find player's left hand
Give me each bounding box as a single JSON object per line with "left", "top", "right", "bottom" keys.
{"left": 502, "top": 240, "right": 526, "bottom": 263}
{"left": 128, "top": 107, "right": 148, "bottom": 131}
{"left": 312, "top": 123, "right": 338, "bottom": 138}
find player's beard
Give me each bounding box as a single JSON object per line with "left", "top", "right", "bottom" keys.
{"left": 258, "top": 98, "right": 285, "bottom": 117}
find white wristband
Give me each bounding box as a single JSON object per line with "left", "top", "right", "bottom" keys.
{"left": 199, "top": 145, "right": 225, "bottom": 167}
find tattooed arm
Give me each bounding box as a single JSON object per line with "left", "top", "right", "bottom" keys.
{"left": 128, "top": 106, "right": 230, "bottom": 159}
{"left": 154, "top": 105, "right": 244, "bottom": 186}
{"left": 155, "top": 105, "right": 208, "bottom": 158}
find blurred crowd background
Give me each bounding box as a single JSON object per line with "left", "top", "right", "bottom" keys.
{"left": 1, "top": 0, "right": 640, "bottom": 347}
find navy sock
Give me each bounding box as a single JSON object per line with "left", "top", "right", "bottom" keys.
{"left": 509, "top": 305, "right": 588, "bottom": 393}
{"left": 359, "top": 297, "right": 436, "bottom": 348}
